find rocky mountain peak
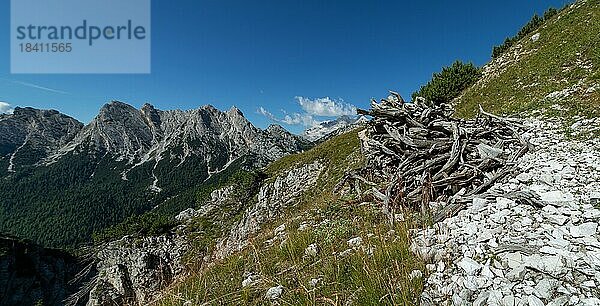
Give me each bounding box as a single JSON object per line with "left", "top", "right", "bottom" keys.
{"left": 0, "top": 107, "right": 82, "bottom": 170}
{"left": 48, "top": 101, "right": 310, "bottom": 171}
{"left": 228, "top": 105, "right": 244, "bottom": 117}
{"left": 200, "top": 104, "right": 219, "bottom": 113}
{"left": 11, "top": 106, "right": 56, "bottom": 117}
{"left": 266, "top": 124, "right": 287, "bottom": 135}
{"left": 140, "top": 103, "right": 158, "bottom": 115}
{"left": 140, "top": 103, "right": 162, "bottom": 131}
{"left": 97, "top": 101, "right": 140, "bottom": 119}
{"left": 302, "top": 115, "right": 367, "bottom": 142}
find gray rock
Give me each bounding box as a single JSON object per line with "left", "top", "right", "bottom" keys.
{"left": 547, "top": 296, "right": 569, "bottom": 306}
{"left": 533, "top": 278, "right": 556, "bottom": 299}
{"left": 347, "top": 237, "right": 363, "bottom": 248}
{"left": 214, "top": 162, "right": 323, "bottom": 259}
{"left": 274, "top": 224, "right": 286, "bottom": 235}
{"left": 516, "top": 173, "right": 533, "bottom": 183}
{"left": 527, "top": 295, "right": 544, "bottom": 306}
{"left": 297, "top": 222, "right": 310, "bottom": 231}
{"left": 87, "top": 234, "right": 188, "bottom": 306}
{"left": 580, "top": 298, "right": 600, "bottom": 305}
{"left": 473, "top": 291, "right": 490, "bottom": 306}
{"left": 265, "top": 285, "right": 283, "bottom": 300}
{"left": 583, "top": 208, "right": 600, "bottom": 219}
{"left": 409, "top": 118, "right": 600, "bottom": 305}
{"left": 502, "top": 295, "right": 516, "bottom": 306}
{"left": 590, "top": 192, "right": 600, "bottom": 206}
{"left": 242, "top": 274, "right": 261, "bottom": 287}
{"left": 458, "top": 257, "right": 482, "bottom": 275}
{"left": 582, "top": 280, "right": 596, "bottom": 288}
{"left": 175, "top": 208, "right": 196, "bottom": 222}
{"left": 304, "top": 244, "right": 318, "bottom": 257}
{"left": 505, "top": 252, "right": 524, "bottom": 269}
{"left": 539, "top": 191, "right": 574, "bottom": 204}
{"left": 477, "top": 143, "right": 504, "bottom": 159}
{"left": 569, "top": 222, "right": 597, "bottom": 237}
{"left": 409, "top": 270, "right": 423, "bottom": 280}
{"left": 308, "top": 278, "right": 321, "bottom": 288}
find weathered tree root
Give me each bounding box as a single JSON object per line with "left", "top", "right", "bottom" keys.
{"left": 341, "top": 92, "right": 531, "bottom": 222}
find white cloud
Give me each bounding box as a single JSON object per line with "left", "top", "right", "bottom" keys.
{"left": 258, "top": 106, "right": 276, "bottom": 120}
{"left": 281, "top": 113, "right": 318, "bottom": 127}
{"left": 258, "top": 96, "right": 356, "bottom": 128}
{"left": 0, "top": 102, "right": 13, "bottom": 114}
{"left": 296, "top": 96, "right": 356, "bottom": 117}
{"left": 258, "top": 106, "right": 317, "bottom": 127}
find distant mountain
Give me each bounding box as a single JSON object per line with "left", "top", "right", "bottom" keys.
{"left": 301, "top": 115, "right": 368, "bottom": 142}
{"left": 51, "top": 102, "right": 309, "bottom": 185}
{"left": 0, "top": 107, "right": 82, "bottom": 172}
{"left": 0, "top": 102, "right": 309, "bottom": 247}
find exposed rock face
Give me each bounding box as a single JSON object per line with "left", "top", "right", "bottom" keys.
{"left": 413, "top": 118, "right": 600, "bottom": 306}
{"left": 86, "top": 234, "right": 188, "bottom": 306}
{"left": 84, "top": 183, "right": 238, "bottom": 306}
{"left": 302, "top": 115, "right": 368, "bottom": 142}
{"left": 59, "top": 102, "right": 155, "bottom": 163}
{"left": 0, "top": 236, "right": 81, "bottom": 306}
{"left": 0, "top": 107, "right": 82, "bottom": 172}
{"left": 214, "top": 161, "right": 324, "bottom": 259}
{"left": 266, "top": 124, "right": 311, "bottom": 155}
{"left": 1, "top": 101, "right": 308, "bottom": 182}
{"left": 55, "top": 102, "right": 309, "bottom": 174}
{"left": 175, "top": 186, "right": 236, "bottom": 222}
{"left": 85, "top": 162, "right": 323, "bottom": 305}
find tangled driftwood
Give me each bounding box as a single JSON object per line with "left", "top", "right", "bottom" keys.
{"left": 339, "top": 92, "right": 532, "bottom": 223}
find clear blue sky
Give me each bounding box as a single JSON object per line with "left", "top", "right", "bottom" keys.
{"left": 0, "top": 0, "right": 570, "bottom": 133}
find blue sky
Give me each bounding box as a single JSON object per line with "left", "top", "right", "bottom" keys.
{"left": 0, "top": 0, "right": 569, "bottom": 133}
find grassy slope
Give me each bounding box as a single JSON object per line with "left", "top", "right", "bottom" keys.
{"left": 455, "top": 0, "right": 600, "bottom": 119}
{"left": 156, "top": 130, "right": 425, "bottom": 306}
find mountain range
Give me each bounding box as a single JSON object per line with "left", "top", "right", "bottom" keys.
{"left": 301, "top": 115, "right": 368, "bottom": 142}
{"left": 0, "top": 102, "right": 312, "bottom": 247}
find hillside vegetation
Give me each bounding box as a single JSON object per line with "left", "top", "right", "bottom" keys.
{"left": 454, "top": 0, "right": 600, "bottom": 119}
{"left": 156, "top": 130, "right": 426, "bottom": 305}
{"left": 411, "top": 61, "right": 481, "bottom": 105}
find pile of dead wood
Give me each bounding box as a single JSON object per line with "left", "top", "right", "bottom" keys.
{"left": 341, "top": 92, "right": 532, "bottom": 222}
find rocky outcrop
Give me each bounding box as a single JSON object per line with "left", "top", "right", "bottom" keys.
{"left": 86, "top": 234, "right": 188, "bottom": 306}
{"left": 0, "top": 236, "right": 81, "bottom": 306}
{"left": 83, "top": 183, "right": 239, "bottom": 306}
{"left": 175, "top": 186, "right": 236, "bottom": 222}
{"left": 85, "top": 161, "right": 324, "bottom": 305}
{"left": 413, "top": 118, "right": 600, "bottom": 306}
{"left": 213, "top": 161, "right": 324, "bottom": 259}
